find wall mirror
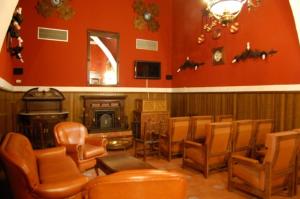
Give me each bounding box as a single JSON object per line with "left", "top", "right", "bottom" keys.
{"left": 87, "top": 30, "right": 119, "bottom": 86}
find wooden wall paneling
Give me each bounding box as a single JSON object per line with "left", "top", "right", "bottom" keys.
{"left": 171, "top": 93, "right": 188, "bottom": 116}
{"left": 284, "top": 93, "right": 295, "bottom": 130}
{"left": 291, "top": 93, "right": 300, "bottom": 129}
{"left": 273, "top": 93, "right": 284, "bottom": 132}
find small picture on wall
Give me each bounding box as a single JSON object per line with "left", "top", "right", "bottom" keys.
{"left": 212, "top": 47, "right": 224, "bottom": 65}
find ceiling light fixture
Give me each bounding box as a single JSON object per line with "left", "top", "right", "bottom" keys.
{"left": 197, "top": 0, "right": 261, "bottom": 44}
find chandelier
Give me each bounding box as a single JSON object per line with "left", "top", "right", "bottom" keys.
{"left": 198, "top": 0, "right": 261, "bottom": 44}
{"left": 204, "top": 0, "right": 246, "bottom": 24}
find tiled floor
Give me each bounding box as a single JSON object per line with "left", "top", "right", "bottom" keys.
{"left": 87, "top": 150, "right": 300, "bottom": 199}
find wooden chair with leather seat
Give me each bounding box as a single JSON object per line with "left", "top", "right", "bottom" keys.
{"left": 183, "top": 122, "right": 233, "bottom": 178}
{"left": 251, "top": 119, "right": 273, "bottom": 159}
{"left": 190, "top": 115, "right": 213, "bottom": 143}
{"left": 232, "top": 120, "right": 255, "bottom": 156}
{"left": 54, "top": 121, "right": 107, "bottom": 173}
{"left": 84, "top": 169, "right": 188, "bottom": 199}
{"left": 160, "top": 117, "right": 190, "bottom": 161}
{"left": 0, "top": 132, "right": 89, "bottom": 199}
{"left": 134, "top": 118, "right": 160, "bottom": 161}
{"left": 228, "top": 131, "right": 300, "bottom": 199}
{"left": 214, "top": 114, "right": 233, "bottom": 122}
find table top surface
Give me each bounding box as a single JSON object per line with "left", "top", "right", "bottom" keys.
{"left": 96, "top": 154, "right": 154, "bottom": 174}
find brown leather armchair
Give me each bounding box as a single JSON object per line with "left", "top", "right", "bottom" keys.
{"left": 228, "top": 131, "right": 300, "bottom": 199}
{"left": 232, "top": 120, "right": 255, "bottom": 156}
{"left": 160, "top": 117, "right": 190, "bottom": 161}
{"left": 0, "top": 132, "right": 89, "bottom": 199}
{"left": 190, "top": 115, "right": 213, "bottom": 143}
{"left": 84, "top": 169, "right": 187, "bottom": 199}
{"left": 183, "top": 122, "right": 233, "bottom": 178}
{"left": 54, "top": 122, "right": 107, "bottom": 173}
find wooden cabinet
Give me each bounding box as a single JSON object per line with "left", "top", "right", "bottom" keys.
{"left": 133, "top": 99, "right": 169, "bottom": 138}
{"left": 18, "top": 88, "right": 69, "bottom": 149}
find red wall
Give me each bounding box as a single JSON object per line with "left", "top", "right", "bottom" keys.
{"left": 0, "top": 38, "right": 13, "bottom": 84}
{"left": 15, "top": 0, "right": 172, "bottom": 87}
{"left": 172, "top": 0, "right": 300, "bottom": 87}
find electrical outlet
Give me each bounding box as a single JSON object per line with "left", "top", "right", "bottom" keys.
{"left": 16, "top": 79, "right": 22, "bottom": 84}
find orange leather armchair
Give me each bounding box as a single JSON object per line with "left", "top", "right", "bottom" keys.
{"left": 84, "top": 169, "right": 187, "bottom": 199}
{"left": 54, "top": 122, "right": 107, "bottom": 173}
{"left": 160, "top": 117, "right": 190, "bottom": 161}
{"left": 228, "top": 131, "right": 300, "bottom": 199}
{"left": 232, "top": 120, "right": 255, "bottom": 156}
{"left": 183, "top": 122, "right": 233, "bottom": 178}
{"left": 190, "top": 115, "right": 213, "bottom": 143}
{"left": 0, "top": 132, "right": 88, "bottom": 199}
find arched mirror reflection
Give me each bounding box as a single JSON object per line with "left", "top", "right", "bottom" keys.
{"left": 87, "top": 30, "right": 119, "bottom": 86}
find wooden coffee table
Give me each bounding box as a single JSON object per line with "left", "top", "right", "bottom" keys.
{"left": 96, "top": 154, "right": 154, "bottom": 174}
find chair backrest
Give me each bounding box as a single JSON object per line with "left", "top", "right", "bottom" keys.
{"left": 263, "top": 131, "right": 300, "bottom": 179}
{"left": 143, "top": 119, "right": 159, "bottom": 140}
{"left": 0, "top": 132, "right": 40, "bottom": 199}
{"left": 190, "top": 115, "right": 213, "bottom": 141}
{"left": 54, "top": 122, "right": 88, "bottom": 145}
{"left": 232, "top": 120, "right": 255, "bottom": 154}
{"left": 253, "top": 119, "right": 273, "bottom": 146}
{"left": 215, "top": 114, "right": 233, "bottom": 122}
{"left": 84, "top": 169, "right": 187, "bottom": 199}
{"left": 168, "top": 117, "right": 190, "bottom": 142}
{"left": 205, "top": 122, "right": 233, "bottom": 155}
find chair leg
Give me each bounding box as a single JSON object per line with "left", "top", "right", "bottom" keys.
{"left": 94, "top": 167, "right": 99, "bottom": 176}
{"left": 228, "top": 157, "right": 233, "bottom": 192}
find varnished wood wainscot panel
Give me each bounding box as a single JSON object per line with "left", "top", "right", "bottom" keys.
{"left": 171, "top": 92, "right": 300, "bottom": 132}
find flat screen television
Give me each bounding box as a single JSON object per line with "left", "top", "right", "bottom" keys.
{"left": 134, "top": 60, "right": 161, "bottom": 79}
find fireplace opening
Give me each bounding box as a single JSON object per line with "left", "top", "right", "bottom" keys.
{"left": 95, "top": 110, "right": 116, "bottom": 130}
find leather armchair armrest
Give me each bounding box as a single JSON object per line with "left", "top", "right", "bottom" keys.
{"left": 64, "top": 144, "right": 83, "bottom": 161}
{"left": 34, "top": 146, "right": 66, "bottom": 159}
{"left": 86, "top": 136, "right": 108, "bottom": 147}
{"left": 35, "top": 176, "right": 89, "bottom": 199}
{"left": 184, "top": 140, "right": 203, "bottom": 149}
{"left": 231, "top": 155, "right": 262, "bottom": 169}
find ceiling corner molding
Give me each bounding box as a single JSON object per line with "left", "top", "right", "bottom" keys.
{"left": 289, "top": 0, "right": 300, "bottom": 45}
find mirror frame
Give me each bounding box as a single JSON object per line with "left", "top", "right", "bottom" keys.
{"left": 87, "top": 29, "right": 120, "bottom": 86}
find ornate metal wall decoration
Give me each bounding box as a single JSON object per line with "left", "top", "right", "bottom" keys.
{"left": 177, "top": 57, "right": 204, "bottom": 72}
{"left": 133, "top": 0, "right": 160, "bottom": 32}
{"left": 36, "top": 0, "right": 75, "bottom": 20}
{"left": 232, "top": 42, "right": 277, "bottom": 63}
{"left": 7, "top": 6, "right": 24, "bottom": 62}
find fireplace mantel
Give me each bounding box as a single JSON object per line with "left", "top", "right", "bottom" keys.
{"left": 81, "top": 95, "right": 127, "bottom": 132}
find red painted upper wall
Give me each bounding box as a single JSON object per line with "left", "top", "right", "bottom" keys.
{"left": 0, "top": 38, "right": 13, "bottom": 84}
{"left": 14, "top": 0, "right": 172, "bottom": 87}
{"left": 172, "top": 0, "right": 300, "bottom": 87}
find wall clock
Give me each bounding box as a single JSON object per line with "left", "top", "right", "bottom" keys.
{"left": 212, "top": 47, "right": 224, "bottom": 65}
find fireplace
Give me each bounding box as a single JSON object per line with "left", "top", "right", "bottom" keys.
{"left": 81, "top": 95, "right": 127, "bottom": 132}
{"left": 94, "top": 110, "right": 115, "bottom": 130}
